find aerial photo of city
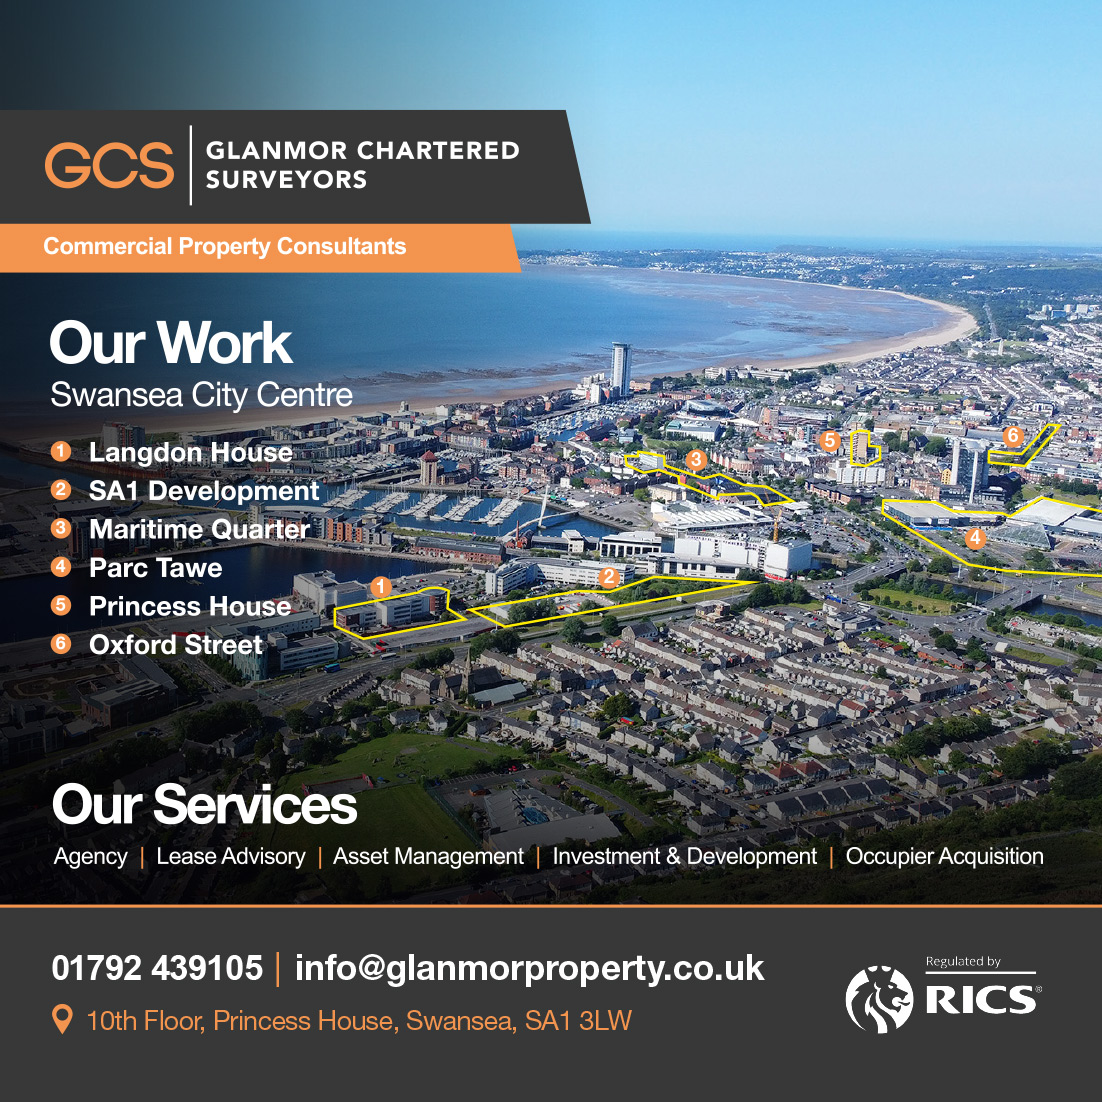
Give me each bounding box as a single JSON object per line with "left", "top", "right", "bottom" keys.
{"left": 4, "top": 243, "right": 1102, "bottom": 906}
{"left": 4, "top": 0, "right": 1102, "bottom": 909}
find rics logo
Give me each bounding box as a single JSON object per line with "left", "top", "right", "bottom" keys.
{"left": 845, "top": 966, "right": 914, "bottom": 1033}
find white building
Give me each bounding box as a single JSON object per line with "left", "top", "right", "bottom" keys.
{"left": 663, "top": 535, "right": 813, "bottom": 579}
{"left": 599, "top": 531, "right": 663, "bottom": 558}
{"left": 292, "top": 570, "right": 369, "bottom": 613}
{"left": 485, "top": 557, "right": 636, "bottom": 597}
{"left": 334, "top": 590, "right": 443, "bottom": 631}
{"left": 611, "top": 342, "right": 632, "bottom": 398}
{"left": 272, "top": 633, "right": 339, "bottom": 673}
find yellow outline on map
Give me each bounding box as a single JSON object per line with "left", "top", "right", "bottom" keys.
{"left": 468, "top": 577, "right": 755, "bottom": 628}
{"left": 988, "top": 422, "right": 1060, "bottom": 468}
{"left": 333, "top": 577, "right": 757, "bottom": 641}
{"left": 334, "top": 585, "right": 468, "bottom": 642}
{"left": 881, "top": 494, "right": 1102, "bottom": 577}
{"left": 848, "top": 429, "right": 883, "bottom": 468}
{"left": 623, "top": 450, "right": 794, "bottom": 507}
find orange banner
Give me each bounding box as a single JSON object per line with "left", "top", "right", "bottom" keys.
{"left": 0, "top": 223, "right": 520, "bottom": 272}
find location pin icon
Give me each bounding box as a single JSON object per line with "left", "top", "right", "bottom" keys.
{"left": 52, "top": 1004, "right": 72, "bottom": 1035}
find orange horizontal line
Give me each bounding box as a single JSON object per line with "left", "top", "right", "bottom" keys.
{"left": 0, "top": 903, "right": 1096, "bottom": 910}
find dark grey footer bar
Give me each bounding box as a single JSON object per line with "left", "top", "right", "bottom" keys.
{"left": 2, "top": 907, "right": 1093, "bottom": 1093}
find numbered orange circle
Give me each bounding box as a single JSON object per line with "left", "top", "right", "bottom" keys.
{"left": 51, "top": 479, "right": 72, "bottom": 501}
{"left": 1002, "top": 425, "right": 1025, "bottom": 447}
{"left": 52, "top": 441, "right": 72, "bottom": 462}
{"left": 599, "top": 567, "right": 622, "bottom": 589}
{"left": 51, "top": 556, "right": 71, "bottom": 577}
{"left": 51, "top": 518, "right": 71, "bottom": 539}
{"left": 685, "top": 449, "right": 708, "bottom": 472}
{"left": 51, "top": 595, "right": 71, "bottom": 616}
{"left": 819, "top": 430, "right": 842, "bottom": 453}
{"left": 51, "top": 633, "right": 71, "bottom": 654}
{"left": 965, "top": 526, "right": 987, "bottom": 550}
{"left": 370, "top": 576, "right": 393, "bottom": 598}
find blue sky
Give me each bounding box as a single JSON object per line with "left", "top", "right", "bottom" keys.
{"left": 29, "top": 0, "right": 1102, "bottom": 246}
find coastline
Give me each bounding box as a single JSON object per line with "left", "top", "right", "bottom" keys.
{"left": 709, "top": 286, "right": 977, "bottom": 374}
{"left": 11, "top": 276, "right": 976, "bottom": 440}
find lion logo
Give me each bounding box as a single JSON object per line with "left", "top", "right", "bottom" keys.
{"left": 845, "top": 966, "right": 914, "bottom": 1033}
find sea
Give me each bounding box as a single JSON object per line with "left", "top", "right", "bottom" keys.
{"left": 0, "top": 264, "right": 951, "bottom": 642}
{"left": 2, "top": 265, "right": 952, "bottom": 419}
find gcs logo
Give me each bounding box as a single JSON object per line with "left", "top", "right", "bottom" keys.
{"left": 45, "top": 141, "right": 173, "bottom": 189}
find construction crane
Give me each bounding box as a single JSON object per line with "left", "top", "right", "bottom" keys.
{"left": 773, "top": 505, "right": 782, "bottom": 543}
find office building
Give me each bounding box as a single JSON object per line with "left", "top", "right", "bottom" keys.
{"left": 611, "top": 342, "right": 632, "bottom": 398}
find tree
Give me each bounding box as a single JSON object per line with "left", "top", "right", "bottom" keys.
{"left": 933, "top": 632, "right": 957, "bottom": 652}
{"left": 570, "top": 476, "right": 585, "bottom": 489}
{"left": 269, "top": 749, "right": 287, "bottom": 781}
{"left": 923, "top": 436, "right": 948, "bottom": 457}
{"left": 409, "top": 646, "right": 455, "bottom": 670}
{"left": 284, "top": 708, "right": 311, "bottom": 734}
{"left": 469, "top": 627, "right": 521, "bottom": 659}
{"left": 174, "top": 700, "right": 264, "bottom": 744}
{"left": 599, "top": 692, "right": 638, "bottom": 719}
{"left": 1023, "top": 549, "right": 1054, "bottom": 571}
{"left": 946, "top": 749, "right": 969, "bottom": 770}
{"left": 560, "top": 619, "right": 586, "bottom": 645}
{"left": 863, "top": 418, "right": 875, "bottom": 431}
{"left": 338, "top": 700, "right": 367, "bottom": 723}
{"left": 600, "top": 613, "right": 621, "bottom": 637}
{"left": 508, "top": 598, "right": 554, "bottom": 625}
{"left": 927, "top": 554, "right": 955, "bottom": 575}
{"left": 633, "top": 488, "right": 650, "bottom": 502}
{"left": 1052, "top": 756, "right": 1102, "bottom": 799}
{"left": 997, "top": 737, "right": 1071, "bottom": 780}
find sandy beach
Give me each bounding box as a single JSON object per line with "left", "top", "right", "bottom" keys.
{"left": 10, "top": 279, "right": 976, "bottom": 442}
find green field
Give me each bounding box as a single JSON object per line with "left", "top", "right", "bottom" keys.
{"left": 289, "top": 727, "right": 506, "bottom": 787}
{"left": 1025, "top": 485, "right": 1101, "bottom": 508}
{"left": 1005, "top": 645, "right": 1065, "bottom": 666}
{"left": 221, "top": 727, "right": 510, "bottom": 901}
{"left": 869, "top": 587, "right": 955, "bottom": 614}
{"left": 259, "top": 785, "right": 478, "bottom": 900}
